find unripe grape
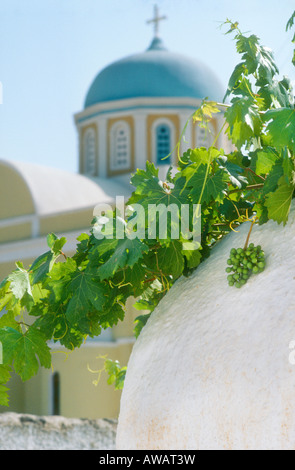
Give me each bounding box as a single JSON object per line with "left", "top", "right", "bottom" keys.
{"left": 227, "top": 243, "right": 265, "bottom": 288}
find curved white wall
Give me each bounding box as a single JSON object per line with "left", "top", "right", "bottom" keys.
{"left": 117, "top": 203, "right": 295, "bottom": 450}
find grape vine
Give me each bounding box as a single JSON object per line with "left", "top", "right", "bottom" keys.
{"left": 0, "top": 14, "right": 295, "bottom": 405}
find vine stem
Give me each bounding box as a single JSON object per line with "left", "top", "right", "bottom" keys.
{"left": 228, "top": 183, "right": 264, "bottom": 195}
{"left": 243, "top": 217, "right": 256, "bottom": 250}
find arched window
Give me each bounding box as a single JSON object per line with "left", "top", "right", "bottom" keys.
{"left": 156, "top": 123, "right": 171, "bottom": 165}
{"left": 110, "top": 121, "right": 131, "bottom": 172}
{"left": 84, "top": 127, "right": 96, "bottom": 176}
{"left": 195, "top": 123, "right": 214, "bottom": 149}
{"left": 52, "top": 372, "right": 60, "bottom": 416}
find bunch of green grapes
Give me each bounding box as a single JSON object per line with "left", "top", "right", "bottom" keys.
{"left": 226, "top": 243, "right": 265, "bottom": 288}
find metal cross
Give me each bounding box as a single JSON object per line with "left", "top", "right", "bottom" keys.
{"left": 146, "top": 5, "right": 167, "bottom": 37}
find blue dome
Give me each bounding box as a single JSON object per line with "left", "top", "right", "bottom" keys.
{"left": 84, "top": 38, "right": 224, "bottom": 108}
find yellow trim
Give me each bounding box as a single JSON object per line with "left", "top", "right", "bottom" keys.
{"left": 0, "top": 165, "right": 35, "bottom": 219}
{"left": 146, "top": 114, "right": 180, "bottom": 164}
{"left": 39, "top": 208, "right": 93, "bottom": 236}
{"left": 107, "top": 116, "right": 135, "bottom": 177}
{"left": 0, "top": 222, "right": 32, "bottom": 244}
{"left": 80, "top": 123, "right": 98, "bottom": 176}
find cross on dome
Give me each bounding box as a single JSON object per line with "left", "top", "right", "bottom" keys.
{"left": 146, "top": 5, "right": 167, "bottom": 38}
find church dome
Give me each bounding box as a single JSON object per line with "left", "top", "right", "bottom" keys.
{"left": 84, "top": 37, "right": 224, "bottom": 108}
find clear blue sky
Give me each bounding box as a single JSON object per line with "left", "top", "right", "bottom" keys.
{"left": 0, "top": 0, "right": 294, "bottom": 173}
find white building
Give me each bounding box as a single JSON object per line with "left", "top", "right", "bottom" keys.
{"left": 0, "top": 9, "right": 229, "bottom": 418}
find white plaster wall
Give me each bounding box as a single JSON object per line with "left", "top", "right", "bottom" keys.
{"left": 116, "top": 202, "right": 295, "bottom": 450}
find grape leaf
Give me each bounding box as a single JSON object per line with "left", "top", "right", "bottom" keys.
{"left": 156, "top": 241, "right": 184, "bottom": 278}
{"left": 0, "top": 365, "right": 11, "bottom": 406}
{"left": 30, "top": 251, "right": 55, "bottom": 285}
{"left": 30, "top": 234, "right": 67, "bottom": 285}
{"left": 104, "top": 359, "right": 127, "bottom": 390}
{"left": 188, "top": 165, "right": 229, "bottom": 204}
{"left": 7, "top": 264, "right": 32, "bottom": 300}
{"left": 189, "top": 147, "right": 221, "bottom": 165}
{"left": 47, "top": 258, "right": 77, "bottom": 302}
{"left": 97, "top": 238, "right": 148, "bottom": 281}
{"left": 65, "top": 270, "right": 109, "bottom": 328}
{"left": 225, "top": 95, "right": 262, "bottom": 148}
{"left": 183, "top": 247, "right": 202, "bottom": 269}
{"left": 263, "top": 108, "right": 295, "bottom": 153}
{"left": 252, "top": 148, "right": 279, "bottom": 176}
{"left": 0, "top": 327, "right": 51, "bottom": 381}
{"left": 0, "top": 311, "right": 21, "bottom": 330}
{"left": 265, "top": 176, "right": 294, "bottom": 225}
{"left": 224, "top": 62, "right": 246, "bottom": 100}
{"left": 262, "top": 159, "right": 284, "bottom": 195}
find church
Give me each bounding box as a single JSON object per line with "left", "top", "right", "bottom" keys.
{"left": 0, "top": 6, "right": 230, "bottom": 418}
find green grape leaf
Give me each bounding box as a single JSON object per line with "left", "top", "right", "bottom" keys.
{"left": 183, "top": 247, "right": 202, "bottom": 269}
{"left": 0, "top": 384, "right": 9, "bottom": 407}
{"left": 225, "top": 95, "right": 262, "bottom": 148}
{"left": 262, "top": 159, "right": 284, "bottom": 195}
{"left": 188, "top": 165, "right": 229, "bottom": 204}
{"left": 97, "top": 238, "right": 149, "bottom": 281}
{"left": 189, "top": 147, "right": 221, "bottom": 165}
{"left": 263, "top": 108, "right": 295, "bottom": 153}
{"left": 265, "top": 176, "right": 294, "bottom": 225}
{"left": 0, "top": 311, "right": 21, "bottom": 330}
{"left": 7, "top": 264, "right": 32, "bottom": 300}
{"left": 30, "top": 235, "right": 67, "bottom": 285}
{"left": 224, "top": 62, "right": 246, "bottom": 100}
{"left": 65, "top": 270, "right": 109, "bottom": 327}
{"left": 156, "top": 241, "right": 184, "bottom": 279}
{"left": 252, "top": 148, "right": 279, "bottom": 176}
{"left": 104, "top": 359, "right": 127, "bottom": 390}
{"left": 30, "top": 251, "right": 55, "bottom": 285}
{"left": 47, "top": 258, "right": 77, "bottom": 302}
{"left": 258, "top": 78, "right": 293, "bottom": 109}
{"left": 0, "top": 279, "right": 15, "bottom": 312}
{"left": 0, "top": 365, "right": 12, "bottom": 406}
{"left": 0, "top": 327, "right": 51, "bottom": 381}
